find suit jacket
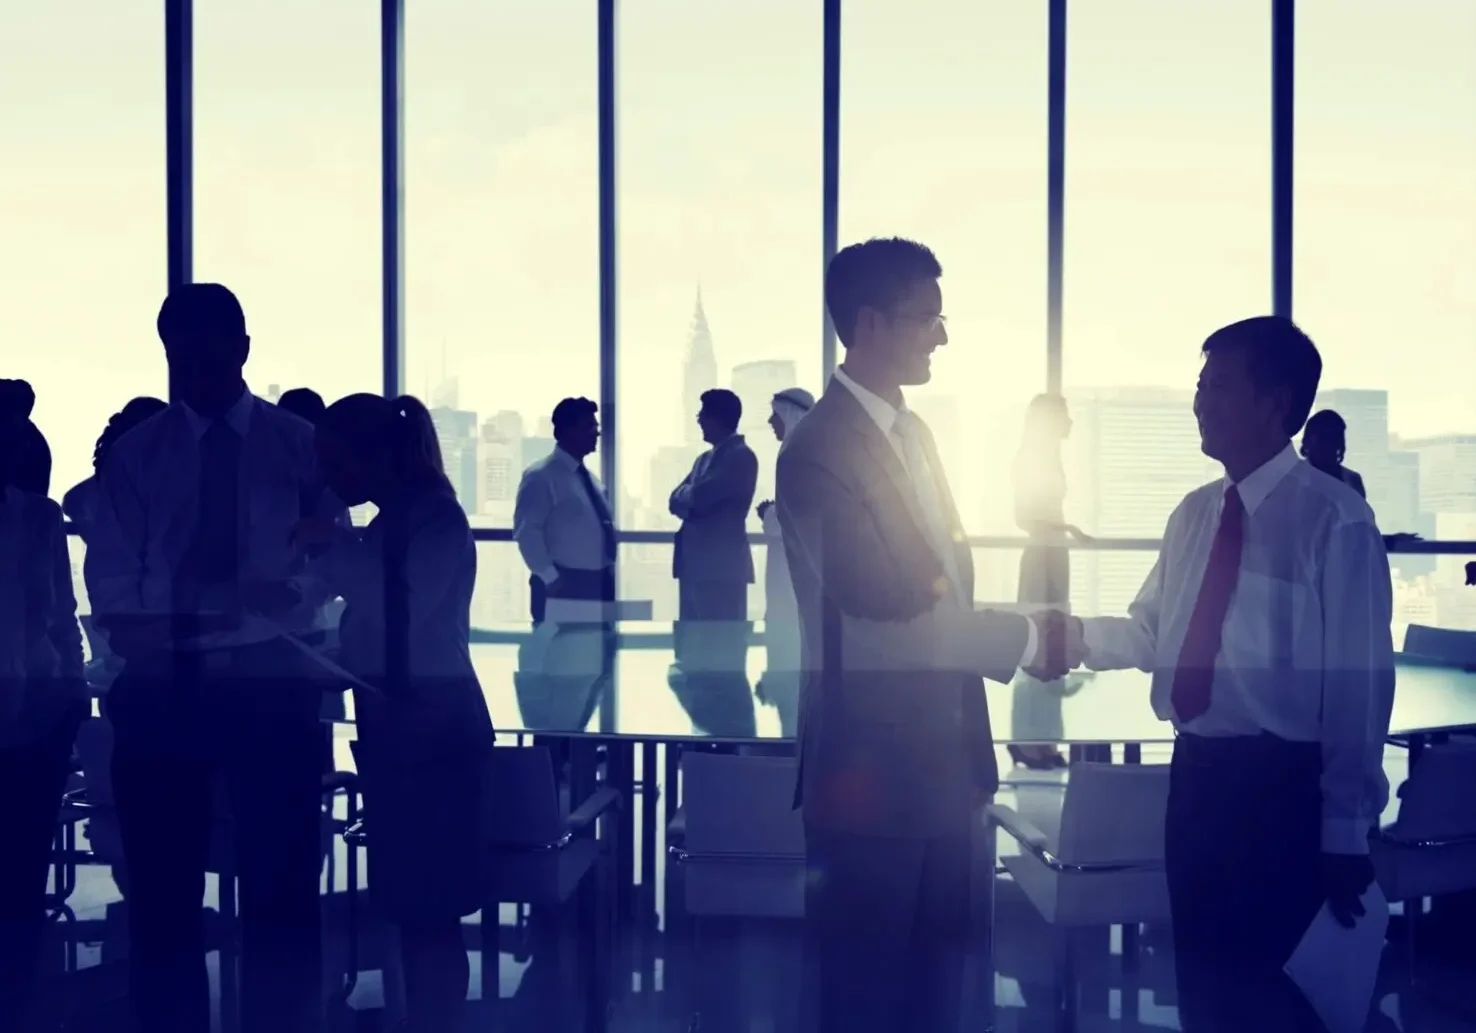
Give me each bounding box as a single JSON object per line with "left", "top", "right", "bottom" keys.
{"left": 669, "top": 434, "right": 759, "bottom": 584}
{"left": 776, "top": 380, "right": 1029, "bottom": 838}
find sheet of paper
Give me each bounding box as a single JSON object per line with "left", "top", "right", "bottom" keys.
{"left": 243, "top": 614, "right": 384, "bottom": 696}
{"left": 1283, "top": 884, "right": 1388, "bottom": 1033}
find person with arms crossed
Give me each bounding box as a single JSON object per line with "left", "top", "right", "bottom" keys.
{"left": 670, "top": 388, "right": 759, "bottom": 660}
{"left": 85, "top": 284, "right": 343, "bottom": 1033}
{"left": 514, "top": 397, "right": 616, "bottom": 625}
{"left": 777, "top": 237, "right": 1066, "bottom": 1033}
{"left": 1046, "top": 317, "right": 1394, "bottom": 1032}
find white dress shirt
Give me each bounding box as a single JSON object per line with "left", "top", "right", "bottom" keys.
{"left": 84, "top": 388, "right": 341, "bottom": 650}
{"left": 513, "top": 446, "right": 613, "bottom": 585}
{"left": 0, "top": 486, "right": 85, "bottom": 747}
{"left": 1081, "top": 444, "right": 1395, "bottom": 854}
{"left": 829, "top": 367, "right": 1039, "bottom": 673}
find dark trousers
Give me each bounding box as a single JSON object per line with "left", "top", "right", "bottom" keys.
{"left": 1167, "top": 733, "right": 1328, "bottom": 1033}
{"left": 529, "top": 567, "right": 615, "bottom": 624}
{"left": 0, "top": 703, "right": 87, "bottom": 1029}
{"left": 803, "top": 827, "right": 971, "bottom": 1033}
{"left": 108, "top": 641, "right": 325, "bottom": 1033}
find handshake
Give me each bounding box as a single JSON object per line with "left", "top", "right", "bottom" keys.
{"left": 1024, "top": 609, "right": 1086, "bottom": 682}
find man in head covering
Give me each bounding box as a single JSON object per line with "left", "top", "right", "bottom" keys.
{"left": 757, "top": 388, "right": 815, "bottom": 676}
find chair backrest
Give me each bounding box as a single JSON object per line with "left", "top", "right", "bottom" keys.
{"left": 1403, "top": 624, "right": 1476, "bottom": 665}
{"left": 75, "top": 716, "right": 115, "bottom": 807}
{"left": 484, "top": 745, "right": 567, "bottom": 849}
{"left": 1390, "top": 743, "right": 1476, "bottom": 843}
{"left": 1056, "top": 763, "right": 1171, "bottom": 866}
{"left": 680, "top": 751, "right": 805, "bottom": 860}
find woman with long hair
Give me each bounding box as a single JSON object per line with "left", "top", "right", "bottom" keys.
{"left": 1010, "top": 393, "right": 1089, "bottom": 770}
{"left": 0, "top": 405, "right": 86, "bottom": 1028}
{"left": 1300, "top": 410, "right": 1366, "bottom": 498}
{"left": 293, "top": 393, "right": 486, "bottom": 1033}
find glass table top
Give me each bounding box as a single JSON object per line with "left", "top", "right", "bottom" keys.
{"left": 349, "top": 620, "right": 1476, "bottom": 744}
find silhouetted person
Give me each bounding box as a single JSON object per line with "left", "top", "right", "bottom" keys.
{"left": 514, "top": 397, "right": 616, "bottom": 625}
{"left": 0, "top": 409, "right": 86, "bottom": 1030}
{"left": 756, "top": 387, "right": 813, "bottom": 677}
{"left": 1300, "top": 409, "right": 1366, "bottom": 498}
{"left": 1010, "top": 393, "right": 1090, "bottom": 770}
{"left": 63, "top": 396, "right": 169, "bottom": 543}
{"left": 277, "top": 387, "right": 326, "bottom": 426}
{"left": 85, "top": 283, "right": 342, "bottom": 1033}
{"left": 0, "top": 379, "right": 52, "bottom": 497}
{"left": 295, "top": 394, "right": 492, "bottom": 1033}
{"left": 670, "top": 388, "right": 758, "bottom": 660}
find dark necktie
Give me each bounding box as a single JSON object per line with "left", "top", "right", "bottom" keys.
{"left": 1170, "top": 484, "right": 1245, "bottom": 723}
{"left": 576, "top": 464, "right": 617, "bottom": 563}
{"left": 193, "top": 420, "right": 242, "bottom": 595}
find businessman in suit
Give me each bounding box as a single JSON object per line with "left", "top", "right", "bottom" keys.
{"left": 669, "top": 388, "right": 759, "bottom": 660}
{"left": 778, "top": 237, "right": 1065, "bottom": 1033}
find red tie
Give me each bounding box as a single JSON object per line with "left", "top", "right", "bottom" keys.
{"left": 1170, "top": 485, "right": 1245, "bottom": 723}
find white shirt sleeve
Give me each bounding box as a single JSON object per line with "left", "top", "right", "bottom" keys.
{"left": 44, "top": 503, "right": 84, "bottom": 684}
{"left": 513, "top": 470, "right": 560, "bottom": 585}
{"left": 1318, "top": 519, "right": 1396, "bottom": 855}
{"left": 1079, "top": 510, "right": 1176, "bottom": 672}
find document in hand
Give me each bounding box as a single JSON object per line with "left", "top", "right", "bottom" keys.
{"left": 1283, "top": 883, "right": 1389, "bottom": 1033}
{"left": 241, "top": 614, "right": 384, "bottom": 696}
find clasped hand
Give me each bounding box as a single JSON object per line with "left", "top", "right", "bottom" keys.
{"left": 1024, "top": 609, "right": 1085, "bottom": 682}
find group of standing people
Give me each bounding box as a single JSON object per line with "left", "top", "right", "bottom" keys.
{"left": 2, "top": 283, "right": 494, "bottom": 1033}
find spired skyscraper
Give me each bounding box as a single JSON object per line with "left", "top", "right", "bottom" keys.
{"left": 681, "top": 286, "right": 718, "bottom": 446}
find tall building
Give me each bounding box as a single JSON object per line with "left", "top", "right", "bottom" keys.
{"left": 428, "top": 406, "right": 480, "bottom": 514}
{"left": 1312, "top": 388, "right": 1390, "bottom": 517}
{"left": 1066, "top": 387, "right": 1219, "bottom": 617}
{"left": 1402, "top": 435, "right": 1476, "bottom": 515}
{"left": 681, "top": 287, "right": 718, "bottom": 446}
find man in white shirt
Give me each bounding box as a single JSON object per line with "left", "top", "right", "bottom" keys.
{"left": 777, "top": 237, "right": 1064, "bottom": 1033}
{"left": 1050, "top": 317, "right": 1393, "bottom": 1032}
{"left": 86, "top": 284, "right": 341, "bottom": 1033}
{"left": 514, "top": 397, "right": 617, "bottom": 625}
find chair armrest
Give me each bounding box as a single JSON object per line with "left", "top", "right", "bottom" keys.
{"left": 986, "top": 803, "right": 1052, "bottom": 852}
{"left": 565, "top": 785, "right": 621, "bottom": 835}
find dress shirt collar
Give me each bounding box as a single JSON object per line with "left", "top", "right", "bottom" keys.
{"left": 551, "top": 445, "right": 585, "bottom": 473}
{"left": 832, "top": 365, "right": 909, "bottom": 437}
{"left": 1224, "top": 442, "right": 1299, "bottom": 516}
{"left": 181, "top": 386, "right": 254, "bottom": 440}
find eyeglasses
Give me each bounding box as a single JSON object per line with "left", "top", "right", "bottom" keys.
{"left": 890, "top": 310, "right": 947, "bottom": 332}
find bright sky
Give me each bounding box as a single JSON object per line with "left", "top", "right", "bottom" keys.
{"left": 2, "top": 0, "right": 1472, "bottom": 536}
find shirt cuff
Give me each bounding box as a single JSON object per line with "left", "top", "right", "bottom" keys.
{"left": 1321, "top": 817, "right": 1373, "bottom": 855}
{"left": 537, "top": 567, "right": 561, "bottom": 585}
{"left": 1018, "top": 614, "right": 1039, "bottom": 668}
{"left": 1080, "top": 619, "right": 1107, "bottom": 668}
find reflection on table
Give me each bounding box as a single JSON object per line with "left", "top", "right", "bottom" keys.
{"left": 328, "top": 621, "right": 1476, "bottom": 745}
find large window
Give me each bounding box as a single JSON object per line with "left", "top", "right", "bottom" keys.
{"left": 193, "top": 0, "right": 381, "bottom": 407}
{"left": 0, "top": 2, "right": 168, "bottom": 503}
{"left": 617, "top": 0, "right": 823, "bottom": 621}
{"left": 405, "top": 2, "right": 599, "bottom": 624}
{"left": 1298, "top": 0, "right": 1476, "bottom": 631}
{"left": 1062, "top": 1, "right": 1270, "bottom": 618}
{"left": 841, "top": 0, "right": 1048, "bottom": 553}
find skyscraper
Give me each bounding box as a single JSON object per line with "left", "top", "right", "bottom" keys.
{"left": 681, "top": 286, "right": 718, "bottom": 446}
{"left": 1403, "top": 434, "right": 1476, "bottom": 515}
{"left": 428, "top": 405, "right": 480, "bottom": 514}
{"left": 1066, "top": 387, "right": 1219, "bottom": 617}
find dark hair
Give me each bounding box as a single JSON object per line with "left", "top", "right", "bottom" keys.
{"left": 1304, "top": 409, "right": 1347, "bottom": 437}
{"left": 156, "top": 283, "right": 248, "bottom": 348}
{"left": 699, "top": 388, "right": 743, "bottom": 432}
{"left": 551, "top": 396, "right": 598, "bottom": 438}
{"left": 0, "top": 379, "right": 51, "bottom": 495}
{"left": 94, "top": 396, "right": 168, "bottom": 471}
{"left": 278, "top": 388, "right": 326, "bottom": 425}
{"left": 321, "top": 393, "right": 448, "bottom": 487}
{"left": 825, "top": 237, "right": 943, "bottom": 346}
{"left": 1201, "top": 316, "right": 1322, "bottom": 437}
